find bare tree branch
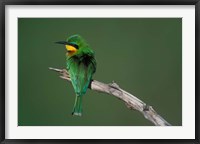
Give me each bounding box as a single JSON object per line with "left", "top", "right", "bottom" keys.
{"left": 49, "top": 67, "right": 171, "bottom": 126}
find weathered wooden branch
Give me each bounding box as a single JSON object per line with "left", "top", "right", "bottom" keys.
{"left": 49, "top": 67, "right": 171, "bottom": 126}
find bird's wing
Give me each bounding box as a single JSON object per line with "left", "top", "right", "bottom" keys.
{"left": 67, "top": 55, "right": 96, "bottom": 96}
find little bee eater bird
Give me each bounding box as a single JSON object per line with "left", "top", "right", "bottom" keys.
{"left": 56, "top": 34, "right": 96, "bottom": 116}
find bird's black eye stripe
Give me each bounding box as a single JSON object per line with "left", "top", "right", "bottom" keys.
{"left": 70, "top": 43, "right": 79, "bottom": 49}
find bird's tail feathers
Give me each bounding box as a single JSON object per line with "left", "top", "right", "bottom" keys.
{"left": 72, "top": 95, "right": 82, "bottom": 116}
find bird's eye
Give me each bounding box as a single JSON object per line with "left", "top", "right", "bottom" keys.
{"left": 70, "top": 44, "right": 79, "bottom": 49}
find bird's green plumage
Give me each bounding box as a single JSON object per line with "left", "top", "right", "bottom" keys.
{"left": 59, "top": 34, "right": 96, "bottom": 116}
{"left": 67, "top": 54, "right": 96, "bottom": 95}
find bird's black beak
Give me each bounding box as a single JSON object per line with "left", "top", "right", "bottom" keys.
{"left": 55, "top": 41, "right": 69, "bottom": 45}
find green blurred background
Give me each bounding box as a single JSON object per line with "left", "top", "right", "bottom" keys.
{"left": 18, "top": 18, "right": 182, "bottom": 126}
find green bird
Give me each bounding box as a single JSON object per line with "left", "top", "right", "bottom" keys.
{"left": 56, "top": 34, "right": 96, "bottom": 116}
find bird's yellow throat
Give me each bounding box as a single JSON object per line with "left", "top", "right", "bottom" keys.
{"left": 65, "top": 45, "right": 77, "bottom": 56}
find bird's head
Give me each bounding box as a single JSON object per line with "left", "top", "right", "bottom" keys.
{"left": 55, "top": 34, "right": 88, "bottom": 57}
